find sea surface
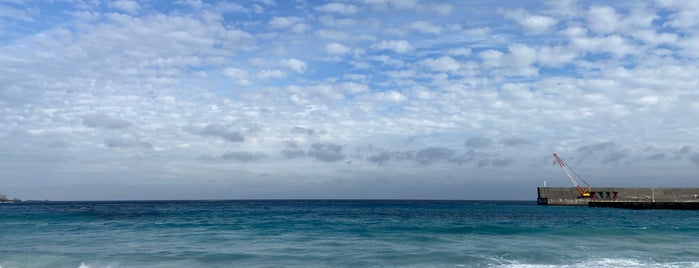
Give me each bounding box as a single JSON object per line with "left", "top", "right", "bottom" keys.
{"left": 1, "top": 200, "right": 698, "bottom": 268}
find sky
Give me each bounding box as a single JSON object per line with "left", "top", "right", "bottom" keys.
{"left": 1, "top": 0, "right": 698, "bottom": 201}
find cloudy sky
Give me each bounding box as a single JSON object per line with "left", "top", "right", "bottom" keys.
{"left": 1, "top": 0, "right": 698, "bottom": 200}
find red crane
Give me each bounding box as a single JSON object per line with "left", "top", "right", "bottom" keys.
{"left": 552, "top": 153, "right": 592, "bottom": 197}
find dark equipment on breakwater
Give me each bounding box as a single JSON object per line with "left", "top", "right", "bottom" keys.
{"left": 589, "top": 201, "right": 699, "bottom": 210}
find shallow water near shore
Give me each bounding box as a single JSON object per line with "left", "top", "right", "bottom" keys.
{"left": 1, "top": 200, "right": 698, "bottom": 267}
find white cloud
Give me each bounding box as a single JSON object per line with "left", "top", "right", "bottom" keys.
{"left": 0, "top": 4, "right": 37, "bottom": 22}
{"left": 505, "top": 9, "right": 557, "bottom": 34}
{"left": 257, "top": 69, "right": 286, "bottom": 79}
{"left": 109, "top": 0, "right": 141, "bottom": 14}
{"left": 562, "top": 26, "right": 639, "bottom": 58}
{"left": 222, "top": 68, "right": 248, "bottom": 79}
{"left": 222, "top": 68, "right": 252, "bottom": 85}
{"left": 479, "top": 49, "right": 505, "bottom": 68}
{"left": 521, "top": 15, "right": 557, "bottom": 34}
{"left": 371, "top": 40, "right": 412, "bottom": 53}
{"left": 315, "top": 3, "right": 360, "bottom": 15}
{"left": 287, "top": 84, "right": 345, "bottom": 102}
{"left": 386, "top": 69, "right": 416, "bottom": 79}
{"left": 280, "top": 59, "right": 307, "bottom": 74}
{"left": 561, "top": 26, "right": 588, "bottom": 38}
{"left": 389, "top": 0, "right": 418, "bottom": 10}
{"left": 290, "top": 23, "right": 309, "bottom": 33}
{"left": 325, "top": 42, "right": 351, "bottom": 54}
{"left": 678, "top": 35, "right": 699, "bottom": 58}
{"left": 269, "top": 16, "right": 303, "bottom": 29}
{"left": 544, "top": 0, "right": 580, "bottom": 18}
{"left": 448, "top": 48, "right": 471, "bottom": 57}
{"left": 537, "top": 45, "right": 576, "bottom": 67}
{"left": 631, "top": 29, "right": 678, "bottom": 46}
{"left": 360, "top": 90, "right": 406, "bottom": 104}
{"left": 318, "top": 15, "right": 356, "bottom": 27}
{"left": 338, "top": 82, "right": 370, "bottom": 95}
{"left": 425, "top": 3, "right": 453, "bottom": 15}
{"left": 177, "top": 0, "right": 206, "bottom": 9}
{"left": 477, "top": 44, "right": 540, "bottom": 76}
{"left": 586, "top": 5, "right": 621, "bottom": 35}
{"left": 70, "top": 10, "right": 101, "bottom": 21}
{"left": 420, "top": 56, "right": 460, "bottom": 72}
{"left": 217, "top": 2, "right": 247, "bottom": 13}
{"left": 315, "top": 29, "right": 349, "bottom": 40}
{"left": 657, "top": 0, "right": 699, "bottom": 29}
{"left": 409, "top": 21, "right": 442, "bottom": 34}
{"left": 83, "top": 113, "right": 131, "bottom": 129}
{"left": 362, "top": 0, "right": 418, "bottom": 11}
{"left": 507, "top": 44, "right": 537, "bottom": 68}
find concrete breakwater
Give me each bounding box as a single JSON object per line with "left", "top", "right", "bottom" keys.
{"left": 537, "top": 187, "right": 699, "bottom": 206}
{"left": 588, "top": 201, "right": 699, "bottom": 210}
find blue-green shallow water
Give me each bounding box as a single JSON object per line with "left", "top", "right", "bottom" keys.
{"left": 1, "top": 200, "right": 698, "bottom": 268}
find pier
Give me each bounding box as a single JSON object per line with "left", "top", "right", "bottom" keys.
{"left": 537, "top": 187, "right": 699, "bottom": 209}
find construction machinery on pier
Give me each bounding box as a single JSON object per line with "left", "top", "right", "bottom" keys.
{"left": 552, "top": 153, "right": 592, "bottom": 198}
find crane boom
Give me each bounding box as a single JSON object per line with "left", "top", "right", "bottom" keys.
{"left": 552, "top": 153, "right": 591, "bottom": 197}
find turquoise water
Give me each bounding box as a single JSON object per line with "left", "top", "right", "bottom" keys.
{"left": 1, "top": 200, "right": 698, "bottom": 267}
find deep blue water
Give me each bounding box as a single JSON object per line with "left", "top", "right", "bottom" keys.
{"left": 1, "top": 200, "right": 698, "bottom": 267}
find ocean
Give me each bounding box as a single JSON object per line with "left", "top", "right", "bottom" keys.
{"left": 0, "top": 200, "right": 698, "bottom": 267}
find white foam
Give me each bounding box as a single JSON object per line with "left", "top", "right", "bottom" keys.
{"left": 500, "top": 258, "right": 699, "bottom": 268}
{"left": 78, "top": 262, "right": 115, "bottom": 268}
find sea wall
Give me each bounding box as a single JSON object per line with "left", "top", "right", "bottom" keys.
{"left": 537, "top": 187, "right": 699, "bottom": 206}
{"left": 589, "top": 201, "right": 699, "bottom": 210}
